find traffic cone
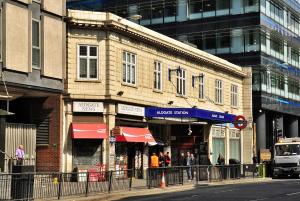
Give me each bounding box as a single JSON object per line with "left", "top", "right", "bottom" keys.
{"left": 160, "top": 172, "right": 166, "bottom": 188}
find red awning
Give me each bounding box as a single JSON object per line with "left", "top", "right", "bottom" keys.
{"left": 113, "top": 127, "right": 156, "bottom": 143}
{"left": 71, "top": 123, "right": 108, "bottom": 139}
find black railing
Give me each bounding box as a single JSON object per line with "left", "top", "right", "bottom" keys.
{"left": 0, "top": 164, "right": 259, "bottom": 200}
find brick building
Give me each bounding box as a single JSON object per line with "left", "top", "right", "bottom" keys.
{"left": 63, "top": 10, "right": 253, "bottom": 173}
{"left": 0, "top": 0, "right": 66, "bottom": 172}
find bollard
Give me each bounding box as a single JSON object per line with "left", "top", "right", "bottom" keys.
{"left": 262, "top": 164, "right": 266, "bottom": 178}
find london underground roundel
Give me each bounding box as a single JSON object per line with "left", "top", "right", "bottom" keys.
{"left": 234, "top": 115, "right": 247, "bottom": 130}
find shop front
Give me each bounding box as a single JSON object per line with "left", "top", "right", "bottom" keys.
{"left": 145, "top": 107, "right": 240, "bottom": 165}
{"left": 112, "top": 126, "right": 156, "bottom": 178}
{"left": 71, "top": 123, "right": 108, "bottom": 171}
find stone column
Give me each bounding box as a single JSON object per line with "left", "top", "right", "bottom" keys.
{"left": 256, "top": 112, "right": 267, "bottom": 151}
{"left": 62, "top": 101, "right": 73, "bottom": 173}
{"left": 287, "top": 117, "right": 299, "bottom": 137}
{"left": 103, "top": 103, "right": 116, "bottom": 171}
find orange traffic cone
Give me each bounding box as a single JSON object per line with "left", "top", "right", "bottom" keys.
{"left": 160, "top": 172, "right": 166, "bottom": 188}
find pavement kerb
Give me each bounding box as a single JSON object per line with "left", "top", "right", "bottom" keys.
{"left": 50, "top": 178, "right": 272, "bottom": 201}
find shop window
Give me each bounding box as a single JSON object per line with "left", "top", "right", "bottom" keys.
{"left": 123, "top": 51, "right": 136, "bottom": 85}
{"left": 77, "top": 45, "right": 98, "bottom": 80}
{"left": 231, "top": 84, "right": 238, "bottom": 107}
{"left": 212, "top": 126, "right": 225, "bottom": 165}
{"left": 73, "top": 140, "right": 102, "bottom": 166}
{"left": 154, "top": 61, "right": 162, "bottom": 91}
{"left": 229, "top": 129, "right": 241, "bottom": 161}
{"left": 215, "top": 79, "right": 223, "bottom": 104}
{"left": 32, "top": 20, "right": 40, "bottom": 68}
{"left": 199, "top": 75, "right": 205, "bottom": 99}
{"left": 176, "top": 68, "right": 186, "bottom": 96}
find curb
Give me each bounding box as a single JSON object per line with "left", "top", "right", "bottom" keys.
{"left": 51, "top": 178, "right": 272, "bottom": 201}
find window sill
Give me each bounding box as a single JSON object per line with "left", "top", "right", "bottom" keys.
{"left": 215, "top": 102, "right": 224, "bottom": 106}
{"left": 176, "top": 94, "right": 188, "bottom": 99}
{"left": 75, "top": 79, "right": 101, "bottom": 83}
{"left": 121, "top": 82, "right": 138, "bottom": 88}
{"left": 231, "top": 106, "right": 239, "bottom": 109}
{"left": 153, "top": 89, "right": 163, "bottom": 94}
{"left": 198, "top": 98, "right": 206, "bottom": 102}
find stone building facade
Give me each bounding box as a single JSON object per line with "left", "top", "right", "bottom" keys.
{"left": 63, "top": 10, "right": 253, "bottom": 173}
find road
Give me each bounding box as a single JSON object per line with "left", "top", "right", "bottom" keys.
{"left": 118, "top": 179, "right": 300, "bottom": 201}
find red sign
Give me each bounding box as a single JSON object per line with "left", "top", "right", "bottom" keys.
{"left": 234, "top": 115, "right": 247, "bottom": 130}
{"left": 71, "top": 123, "right": 108, "bottom": 139}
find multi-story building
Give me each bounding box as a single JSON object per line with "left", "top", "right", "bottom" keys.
{"left": 63, "top": 10, "right": 252, "bottom": 173}
{"left": 67, "top": 0, "right": 300, "bottom": 159}
{"left": 0, "top": 0, "right": 66, "bottom": 172}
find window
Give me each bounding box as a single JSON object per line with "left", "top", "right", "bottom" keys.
{"left": 123, "top": 51, "right": 136, "bottom": 85}
{"left": 177, "top": 68, "right": 186, "bottom": 96}
{"left": 154, "top": 61, "right": 162, "bottom": 90}
{"left": 231, "top": 84, "right": 238, "bottom": 107}
{"left": 32, "top": 20, "right": 40, "bottom": 68}
{"left": 78, "top": 45, "right": 98, "bottom": 79}
{"left": 199, "top": 75, "right": 205, "bottom": 99}
{"left": 215, "top": 79, "right": 223, "bottom": 103}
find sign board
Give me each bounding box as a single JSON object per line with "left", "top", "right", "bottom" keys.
{"left": 73, "top": 102, "right": 104, "bottom": 113}
{"left": 117, "top": 104, "right": 145, "bottom": 116}
{"left": 260, "top": 149, "right": 271, "bottom": 162}
{"left": 145, "top": 107, "right": 235, "bottom": 122}
{"left": 109, "top": 136, "right": 116, "bottom": 143}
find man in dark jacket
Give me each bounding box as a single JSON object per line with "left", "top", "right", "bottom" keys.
{"left": 179, "top": 152, "right": 186, "bottom": 166}
{"left": 158, "top": 152, "right": 165, "bottom": 167}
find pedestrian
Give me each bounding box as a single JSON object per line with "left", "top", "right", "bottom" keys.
{"left": 150, "top": 153, "right": 159, "bottom": 168}
{"left": 15, "top": 145, "right": 25, "bottom": 166}
{"left": 159, "top": 152, "right": 165, "bottom": 167}
{"left": 217, "top": 154, "right": 225, "bottom": 179}
{"left": 190, "top": 153, "right": 196, "bottom": 180}
{"left": 217, "top": 154, "right": 225, "bottom": 165}
{"left": 164, "top": 152, "right": 171, "bottom": 167}
{"left": 179, "top": 152, "right": 186, "bottom": 166}
{"left": 186, "top": 151, "right": 192, "bottom": 181}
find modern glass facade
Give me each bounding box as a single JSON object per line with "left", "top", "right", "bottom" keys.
{"left": 67, "top": 0, "right": 300, "bottom": 152}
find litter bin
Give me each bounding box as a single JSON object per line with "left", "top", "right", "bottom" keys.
{"left": 11, "top": 165, "right": 35, "bottom": 201}
{"left": 229, "top": 159, "right": 241, "bottom": 179}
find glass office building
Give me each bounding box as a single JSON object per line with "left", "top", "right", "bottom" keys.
{"left": 67, "top": 0, "right": 300, "bottom": 156}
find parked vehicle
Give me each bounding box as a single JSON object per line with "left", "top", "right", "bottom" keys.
{"left": 273, "top": 138, "right": 300, "bottom": 178}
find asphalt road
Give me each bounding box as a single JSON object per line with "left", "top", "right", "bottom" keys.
{"left": 119, "top": 179, "right": 300, "bottom": 201}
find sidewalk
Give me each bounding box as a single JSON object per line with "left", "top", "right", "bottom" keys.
{"left": 41, "top": 177, "right": 272, "bottom": 201}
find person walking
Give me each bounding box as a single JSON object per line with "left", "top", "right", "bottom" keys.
{"left": 190, "top": 153, "right": 196, "bottom": 180}
{"left": 164, "top": 152, "right": 171, "bottom": 167}
{"left": 186, "top": 151, "right": 192, "bottom": 181}
{"left": 158, "top": 152, "right": 165, "bottom": 167}
{"left": 15, "top": 145, "right": 25, "bottom": 165}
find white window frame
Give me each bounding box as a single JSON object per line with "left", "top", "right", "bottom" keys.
{"left": 199, "top": 75, "right": 205, "bottom": 99}
{"left": 32, "top": 19, "right": 41, "bottom": 69}
{"left": 77, "top": 45, "right": 99, "bottom": 80}
{"left": 123, "top": 51, "right": 137, "bottom": 85}
{"left": 154, "top": 61, "right": 162, "bottom": 91}
{"left": 176, "top": 68, "right": 186, "bottom": 96}
{"left": 215, "top": 79, "right": 223, "bottom": 104}
{"left": 231, "top": 84, "right": 238, "bottom": 107}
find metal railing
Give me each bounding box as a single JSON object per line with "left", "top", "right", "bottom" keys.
{"left": 0, "top": 164, "right": 259, "bottom": 200}
{"left": 147, "top": 164, "right": 259, "bottom": 188}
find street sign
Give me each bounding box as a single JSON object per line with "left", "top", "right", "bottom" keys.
{"left": 233, "top": 115, "right": 247, "bottom": 130}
